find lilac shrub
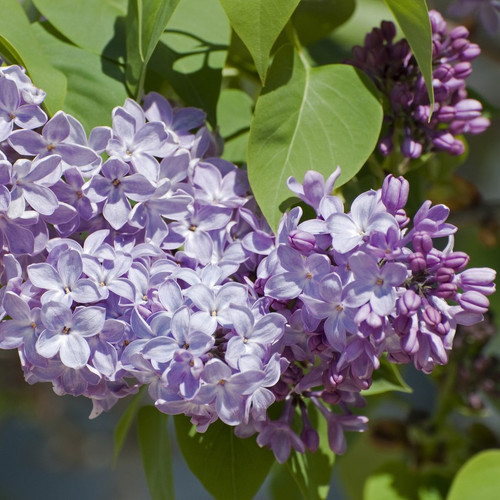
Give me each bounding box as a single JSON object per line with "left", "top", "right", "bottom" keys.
{"left": 348, "top": 10, "right": 490, "bottom": 158}
{"left": 0, "top": 62, "right": 496, "bottom": 464}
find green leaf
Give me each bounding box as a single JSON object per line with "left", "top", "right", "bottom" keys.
{"left": 174, "top": 415, "right": 274, "bottom": 500}
{"left": 148, "top": 0, "right": 230, "bottom": 126}
{"left": 274, "top": 404, "right": 335, "bottom": 500}
{"left": 365, "top": 462, "right": 447, "bottom": 500}
{"left": 247, "top": 45, "right": 383, "bottom": 231}
{"left": 113, "top": 387, "right": 145, "bottom": 463}
{"left": 447, "top": 449, "right": 500, "bottom": 499}
{"left": 138, "top": 406, "right": 175, "bottom": 500}
{"left": 219, "top": 0, "right": 301, "bottom": 83}
{"left": 0, "top": 0, "right": 67, "bottom": 115}
{"left": 216, "top": 88, "right": 253, "bottom": 163}
{"left": 292, "top": 0, "right": 355, "bottom": 46}
{"left": 362, "top": 358, "right": 412, "bottom": 396}
{"left": 33, "top": 0, "right": 128, "bottom": 62}
{"left": 31, "top": 23, "right": 129, "bottom": 132}
{"left": 383, "top": 0, "right": 434, "bottom": 110}
{"left": 126, "top": 0, "right": 181, "bottom": 98}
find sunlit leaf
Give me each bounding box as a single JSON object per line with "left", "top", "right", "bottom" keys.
{"left": 219, "top": 0, "right": 300, "bottom": 83}
{"left": 247, "top": 45, "right": 382, "bottom": 231}
{"left": 33, "top": 0, "right": 128, "bottom": 62}
{"left": 148, "top": 0, "right": 230, "bottom": 125}
{"left": 126, "top": 0, "right": 181, "bottom": 98}
{"left": 31, "top": 23, "right": 128, "bottom": 132}
{"left": 0, "top": 0, "right": 67, "bottom": 115}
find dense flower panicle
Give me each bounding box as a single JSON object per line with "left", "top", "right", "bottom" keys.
{"left": 0, "top": 62, "right": 496, "bottom": 463}
{"left": 348, "top": 10, "right": 490, "bottom": 159}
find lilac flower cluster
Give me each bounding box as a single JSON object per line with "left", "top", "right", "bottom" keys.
{"left": 349, "top": 10, "right": 490, "bottom": 159}
{"left": 0, "top": 63, "right": 496, "bottom": 463}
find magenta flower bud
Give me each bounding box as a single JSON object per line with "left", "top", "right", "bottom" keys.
{"left": 401, "top": 136, "right": 422, "bottom": 158}
{"left": 450, "top": 26, "right": 470, "bottom": 40}
{"left": 444, "top": 251, "right": 469, "bottom": 271}
{"left": 425, "top": 252, "right": 441, "bottom": 270}
{"left": 429, "top": 10, "right": 447, "bottom": 35}
{"left": 412, "top": 233, "right": 433, "bottom": 254}
{"left": 433, "top": 132, "right": 464, "bottom": 155}
{"left": 399, "top": 289, "right": 422, "bottom": 315}
{"left": 453, "top": 62, "right": 472, "bottom": 79}
{"left": 415, "top": 105, "right": 431, "bottom": 122}
{"left": 422, "top": 305, "right": 441, "bottom": 326}
{"left": 433, "top": 63, "right": 454, "bottom": 82}
{"left": 452, "top": 37, "right": 469, "bottom": 53}
{"left": 409, "top": 252, "right": 427, "bottom": 273}
{"left": 436, "top": 266, "right": 455, "bottom": 284}
{"left": 382, "top": 174, "right": 409, "bottom": 213}
{"left": 454, "top": 99, "right": 482, "bottom": 121}
{"left": 436, "top": 282, "right": 457, "bottom": 299}
{"left": 460, "top": 43, "right": 480, "bottom": 61}
{"left": 395, "top": 208, "right": 410, "bottom": 228}
{"left": 465, "top": 117, "right": 490, "bottom": 135}
{"left": 289, "top": 229, "right": 315, "bottom": 254}
{"left": 458, "top": 291, "right": 490, "bottom": 314}
{"left": 459, "top": 268, "right": 496, "bottom": 295}
{"left": 437, "top": 105, "right": 455, "bottom": 122}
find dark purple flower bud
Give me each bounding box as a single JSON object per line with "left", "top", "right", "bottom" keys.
{"left": 444, "top": 251, "right": 469, "bottom": 271}
{"left": 412, "top": 233, "right": 433, "bottom": 254}
{"left": 454, "top": 99, "right": 483, "bottom": 121}
{"left": 436, "top": 266, "right": 455, "bottom": 284}
{"left": 399, "top": 289, "right": 422, "bottom": 315}
{"left": 288, "top": 229, "right": 315, "bottom": 254}
{"left": 365, "top": 28, "right": 384, "bottom": 49}
{"left": 429, "top": 10, "right": 447, "bottom": 34}
{"left": 453, "top": 62, "right": 472, "bottom": 79}
{"left": 409, "top": 252, "right": 427, "bottom": 273}
{"left": 381, "top": 21, "right": 396, "bottom": 41}
{"left": 433, "top": 64, "right": 454, "bottom": 82}
{"left": 321, "top": 391, "right": 342, "bottom": 405}
{"left": 382, "top": 174, "right": 409, "bottom": 213}
{"left": 437, "top": 105, "right": 455, "bottom": 122}
{"left": 464, "top": 117, "right": 490, "bottom": 135}
{"left": 450, "top": 26, "right": 470, "bottom": 40}
{"left": 415, "top": 105, "right": 431, "bottom": 122}
{"left": 460, "top": 43, "right": 481, "bottom": 61}
{"left": 401, "top": 136, "right": 422, "bottom": 158}
{"left": 433, "top": 81, "right": 450, "bottom": 102}
{"left": 422, "top": 305, "right": 441, "bottom": 326}
{"left": 390, "top": 39, "right": 410, "bottom": 60}
{"left": 435, "top": 282, "right": 457, "bottom": 299}
{"left": 458, "top": 291, "right": 490, "bottom": 314}
{"left": 433, "top": 132, "right": 464, "bottom": 155}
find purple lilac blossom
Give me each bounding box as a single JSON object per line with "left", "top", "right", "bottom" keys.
{"left": 348, "top": 10, "right": 489, "bottom": 158}
{"left": 0, "top": 62, "right": 496, "bottom": 465}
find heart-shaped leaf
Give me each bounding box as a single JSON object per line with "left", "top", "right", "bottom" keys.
{"left": 247, "top": 45, "right": 383, "bottom": 231}
{"left": 219, "top": 0, "right": 301, "bottom": 83}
